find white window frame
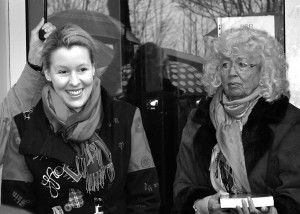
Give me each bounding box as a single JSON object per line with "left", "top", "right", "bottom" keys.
{"left": 0, "top": 0, "right": 26, "bottom": 202}
{"left": 0, "top": 0, "right": 26, "bottom": 104}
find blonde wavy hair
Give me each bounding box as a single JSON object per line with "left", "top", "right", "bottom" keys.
{"left": 202, "top": 27, "right": 289, "bottom": 102}
{"left": 42, "top": 23, "right": 97, "bottom": 71}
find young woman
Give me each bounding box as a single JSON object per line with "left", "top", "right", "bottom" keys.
{"left": 1, "top": 23, "right": 160, "bottom": 214}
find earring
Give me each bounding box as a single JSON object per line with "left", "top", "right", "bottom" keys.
{"left": 259, "top": 79, "right": 263, "bottom": 86}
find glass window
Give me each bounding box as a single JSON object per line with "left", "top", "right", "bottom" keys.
{"left": 26, "top": 1, "right": 288, "bottom": 213}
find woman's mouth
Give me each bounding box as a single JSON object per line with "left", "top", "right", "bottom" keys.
{"left": 66, "top": 89, "right": 83, "bottom": 96}
{"left": 228, "top": 82, "right": 241, "bottom": 87}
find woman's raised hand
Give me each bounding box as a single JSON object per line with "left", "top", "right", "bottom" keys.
{"left": 28, "top": 18, "right": 56, "bottom": 66}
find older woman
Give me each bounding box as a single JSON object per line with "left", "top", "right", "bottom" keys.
{"left": 173, "top": 28, "right": 300, "bottom": 214}
{"left": 1, "top": 23, "right": 160, "bottom": 214}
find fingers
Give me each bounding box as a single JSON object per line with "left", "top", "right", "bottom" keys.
{"left": 208, "top": 194, "right": 220, "bottom": 212}
{"left": 242, "top": 199, "right": 250, "bottom": 214}
{"left": 28, "top": 20, "right": 56, "bottom": 65}
{"left": 247, "top": 197, "right": 258, "bottom": 213}
{"left": 236, "top": 205, "right": 244, "bottom": 214}
{"left": 236, "top": 199, "right": 260, "bottom": 214}
{"left": 30, "top": 18, "right": 56, "bottom": 41}
{"left": 260, "top": 206, "right": 268, "bottom": 213}
{"left": 268, "top": 207, "right": 278, "bottom": 214}
{"left": 208, "top": 191, "right": 230, "bottom": 214}
{"left": 235, "top": 199, "right": 250, "bottom": 214}
{"left": 42, "top": 23, "right": 56, "bottom": 39}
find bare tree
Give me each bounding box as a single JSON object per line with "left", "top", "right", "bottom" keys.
{"left": 128, "top": 0, "right": 175, "bottom": 47}
{"left": 174, "top": 0, "right": 283, "bottom": 18}
{"left": 47, "top": 0, "right": 108, "bottom": 15}
{"left": 172, "top": 0, "right": 284, "bottom": 55}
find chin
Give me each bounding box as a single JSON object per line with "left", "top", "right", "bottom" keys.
{"left": 64, "top": 95, "right": 89, "bottom": 111}
{"left": 67, "top": 102, "right": 86, "bottom": 111}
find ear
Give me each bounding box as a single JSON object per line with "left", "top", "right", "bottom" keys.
{"left": 44, "top": 69, "right": 51, "bottom": 81}
{"left": 92, "top": 65, "right": 95, "bottom": 77}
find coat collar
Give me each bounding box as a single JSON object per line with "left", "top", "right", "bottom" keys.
{"left": 193, "top": 95, "right": 290, "bottom": 127}
{"left": 193, "top": 95, "right": 290, "bottom": 174}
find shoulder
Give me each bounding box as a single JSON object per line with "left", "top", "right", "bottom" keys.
{"left": 283, "top": 103, "right": 300, "bottom": 124}
{"left": 260, "top": 96, "right": 300, "bottom": 126}
{"left": 102, "top": 86, "right": 136, "bottom": 114}
{"left": 101, "top": 87, "right": 137, "bottom": 125}
{"left": 14, "top": 99, "right": 44, "bottom": 120}
{"left": 113, "top": 98, "right": 137, "bottom": 110}
{"left": 14, "top": 99, "right": 45, "bottom": 137}
{"left": 248, "top": 96, "right": 290, "bottom": 126}
{"left": 109, "top": 99, "right": 137, "bottom": 122}
{"left": 256, "top": 97, "right": 300, "bottom": 150}
{"left": 275, "top": 102, "right": 300, "bottom": 140}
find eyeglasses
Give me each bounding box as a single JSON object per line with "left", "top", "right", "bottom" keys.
{"left": 221, "top": 60, "right": 258, "bottom": 72}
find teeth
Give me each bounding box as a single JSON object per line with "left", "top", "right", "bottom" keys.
{"left": 67, "top": 89, "right": 82, "bottom": 95}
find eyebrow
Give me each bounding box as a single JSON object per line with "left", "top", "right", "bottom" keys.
{"left": 77, "top": 63, "right": 90, "bottom": 67}
{"left": 54, "top": 65, "right": 68, "bottom": 69}
{"left": 236, "top": 57, "right": 249, "bottom": 61}
{"left": 221, "top": 58, "right": 231, "bottom": 61}
{"left": 54, "top": 63, "right": 90, "bottom": 69}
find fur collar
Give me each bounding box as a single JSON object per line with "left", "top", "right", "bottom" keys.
{"left": 192, "top": 96, "right": 290, "bottom": 174}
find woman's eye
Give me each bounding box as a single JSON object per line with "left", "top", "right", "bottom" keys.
{"left": 58, "top": 70, "right": 67, "bottom": 74}
{"left": 222, "top": 62, "right": 230, "bottom": 68}
{"left": 238, "top": 62, "right": 248, "bottom": 68}
{"left": 80, "top": 67, "right": 88, "bottom": 72}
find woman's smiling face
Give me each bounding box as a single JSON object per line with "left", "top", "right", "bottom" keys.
{"left": 45, "top": 45, "right": 95, "bottom": 111}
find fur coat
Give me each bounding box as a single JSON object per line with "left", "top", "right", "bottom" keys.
{"left": 173, "top": 96, "right": 300, "bottom": 214}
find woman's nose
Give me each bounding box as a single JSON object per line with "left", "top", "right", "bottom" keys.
{"left": 228, "top": 63, "right": 238, "bottom": 76}
{"left": 69, "top": 72, "right": 80, "bottom": 86}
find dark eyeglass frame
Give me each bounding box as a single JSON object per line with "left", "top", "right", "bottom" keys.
{"left": 221, "top": 60, "right": 258, "bottom": 72}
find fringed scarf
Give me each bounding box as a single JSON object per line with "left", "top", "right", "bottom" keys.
{"left": 209, "top": 86, "right": 261, "bottom": 193}
{"left": 42, "top": 78, "right": 115, "bottom": 193}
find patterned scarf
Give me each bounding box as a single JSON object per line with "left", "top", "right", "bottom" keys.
{"left": 42, "top": 78, "right": 115, "bottom": 193}
{"left": 209, "top": 86, "right": 261, "bottom": 193}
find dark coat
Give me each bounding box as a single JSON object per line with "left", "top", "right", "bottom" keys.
{"left": 172, "top": 96, "right": 300, "bottom": 214}
{"left": 2, "top": 88, "right": 160, "bottom": 214}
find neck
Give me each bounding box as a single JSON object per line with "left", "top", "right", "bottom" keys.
{"left": 223, "top": 86, "right": 262, "bottom": 106}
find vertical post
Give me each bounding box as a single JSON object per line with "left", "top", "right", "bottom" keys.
{"left": 9, "top": 0, "right": 27, "bottom": 86}
{"left": 0, "top": 0, "right": 9, "bottom": 103}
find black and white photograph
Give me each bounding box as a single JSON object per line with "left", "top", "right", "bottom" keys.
{"left": 0, "top": 0, "right": 299, "bottom": 214}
